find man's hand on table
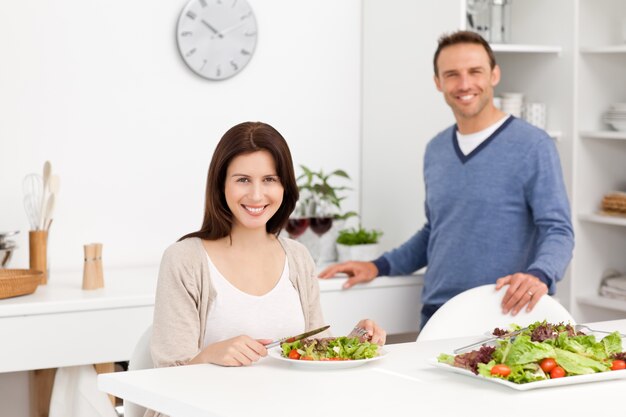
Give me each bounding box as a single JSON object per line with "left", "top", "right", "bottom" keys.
{"left": 318, "top": 261, "right": 378, "bottom": 289}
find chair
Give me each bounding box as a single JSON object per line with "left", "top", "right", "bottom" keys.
{"left": 123, "top": 325, "right": 153, "bottom": 417}
{"left": 416, "top": 284, "right": 575, "bottom": 342}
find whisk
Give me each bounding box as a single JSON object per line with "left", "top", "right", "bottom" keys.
{"left": 22, "top": 173, "right": 43, "bottom": 230}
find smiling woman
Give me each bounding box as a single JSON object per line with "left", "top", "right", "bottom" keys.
{"left": 148, "top": 122, "right": 386, "bottom": 407}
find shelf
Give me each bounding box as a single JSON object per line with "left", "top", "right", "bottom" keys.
{"left": 580, "top": 45, "right": 626, "bottom": 54}
{"left": 580, "top": 131, "right": 626, "bottom": 141}
{"left": 490, "top": 44, "right": 562, "bottom": 54}
{"left": 548, "top": 130, "right": 562, "bottom": 141}
{"left": 578, "top": 295, "right": 626, "bottom": 313}
{"left": 579, "top": 213, "right": 626, "bottom": 227}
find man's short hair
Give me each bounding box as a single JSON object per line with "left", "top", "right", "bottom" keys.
{"left": 433, "top": 30, "right": 496, "bottom": 76}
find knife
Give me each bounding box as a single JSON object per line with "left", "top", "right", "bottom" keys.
{"left": 453, "top": 327, "right": 528, "bottom": 354}
{"left": 265, "top": 325, "right": 330, "bottom": 349}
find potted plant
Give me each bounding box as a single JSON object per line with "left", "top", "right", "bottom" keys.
{"left": 296, "top": 165, "right": 357, "bottom": 221}
{"left": 335, "top": 226, "right": 383, "bottom": 262}
{"left": 293, "top": 166, "right": 357, "bottom": 263}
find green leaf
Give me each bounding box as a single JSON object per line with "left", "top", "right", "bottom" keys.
{"left": 336, "top": 227, "right": 383, "bottom": 245}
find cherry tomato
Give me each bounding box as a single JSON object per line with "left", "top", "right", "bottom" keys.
{"left": 550, "top": 366, "right": 566, "bottom": 378}
{"left": 611, "top": 360, "right": 626, "bottom": 370}
{"left": 490, "top": 364, "right": 511, "bottom": 377}
{"left": 540, "top": 358, "right": 557, "bottom": 372}
{"left": 288, "top": 349, "right": 301, "bottom": 360}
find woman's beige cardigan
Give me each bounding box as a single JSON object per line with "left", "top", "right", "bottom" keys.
{"left": 145, "top": 236, "right": 326, "bottom": 416}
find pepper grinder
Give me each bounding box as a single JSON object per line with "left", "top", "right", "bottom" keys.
{"left": 82, "top": 243, "right": 104, "bottom": 290}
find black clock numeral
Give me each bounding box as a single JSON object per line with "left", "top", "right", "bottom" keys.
{"left": 244, "top": 31, "right": 256, "bottom": 37}
{"left": 216, "top": 65, "right": 222, "bottom": 77}
{"left": 240, "top": 49, "right": 251, "bottom": 56}
{"left": 186, "top": 11, "right": 197, "bottom": 20}
{"left": 181, "top": 31, "right": 193, "bottom": 37}
{"left": 199, "top": 59, "right": 208, "bottom": 71}
{"left": 186, "top": 48, "right": 197, "bottom": 57}
{"left": 216, "top": 0, "right": 222, "bottom": 4}
{"left": 199, "top": 0, "right": 207, "bottom": 7}
{"left": 230, "top": 60, "right": 238, "bottom": 71}
{"left": 231, "top": 0, "right": 238, "bottom": 7}
{"left": 240, "top": 11, "right": 252, "bottom": 20}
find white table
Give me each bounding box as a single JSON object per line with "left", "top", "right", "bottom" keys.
{"left": 98, "top": 319, "right": 626, "bottom": 417}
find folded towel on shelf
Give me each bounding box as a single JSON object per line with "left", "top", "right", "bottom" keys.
{"left": 599, "top": 270, "right": 626, "bottom": 301}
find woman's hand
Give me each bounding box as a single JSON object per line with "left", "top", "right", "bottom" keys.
{"left": 348, "top": 319, "right": 386, "bottom": 346}
{"left": 192, "top": 335, "right": 271, "bottom": 366}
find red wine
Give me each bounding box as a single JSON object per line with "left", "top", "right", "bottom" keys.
{"left": 286, "top": 218, "right": 309, "bottom": 238}
{"left": 309, "top": 217, "right": 333, "bottom": 236}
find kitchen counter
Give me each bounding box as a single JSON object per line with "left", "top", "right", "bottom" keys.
{"left": 0, "top": 266, "right": 422, "bottom": 373}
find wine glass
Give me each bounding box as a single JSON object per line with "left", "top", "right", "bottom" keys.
{"left": 309, "top": 198, "right": 334, "bottom": 264}
{"left": 285, "top": 201, "right": 309, "bottom": 240}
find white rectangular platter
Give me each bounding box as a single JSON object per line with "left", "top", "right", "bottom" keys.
{"left": 429, "top": 359, "right": 626, "bottom": 391}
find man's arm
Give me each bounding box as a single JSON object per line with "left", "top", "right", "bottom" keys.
{"left": 498, "top": 135, "right": 574, "bottom": 314}
{"left": 523, "top": 137, "right": 574, "bottom": 292}
{"left": 375, "top": 219, "right": 430, "bottom": 276}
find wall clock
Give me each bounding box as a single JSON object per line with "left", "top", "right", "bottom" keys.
{"left": 176, "top": 0, "right": 258, "bottom": 80}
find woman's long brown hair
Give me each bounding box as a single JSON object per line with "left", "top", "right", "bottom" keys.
{"left": 179, "top": 122, "right": 298, "bottom": 241}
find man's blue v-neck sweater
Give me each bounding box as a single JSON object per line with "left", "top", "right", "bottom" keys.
{"left": 374, "top": 117, "right": 574, "bottom": 307}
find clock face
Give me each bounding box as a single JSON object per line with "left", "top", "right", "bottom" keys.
{"left": 176, "top": 0, "right": 258, "bottom": 80}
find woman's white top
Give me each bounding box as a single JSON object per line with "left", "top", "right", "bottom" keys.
{"left": 203, "top": 254, "right": 306, "bottom": 347}
{"left": 456, "top": 115, "right": 511, "bottom": 155}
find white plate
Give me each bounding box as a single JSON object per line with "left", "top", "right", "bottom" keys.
{"left": 429, "top": 359, "right": 626, "bottom": 391}
{"left": 268, "top": 347, "right": 387, "bottom": 370}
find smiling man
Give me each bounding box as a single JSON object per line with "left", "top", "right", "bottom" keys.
{"left": 320, "top": 31, "right": 575, "bottom": 329}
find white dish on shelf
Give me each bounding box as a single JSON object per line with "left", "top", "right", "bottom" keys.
{"left": 429, "top": 359, "right": 626, "bottom": 391}
{"left": 267, "top": 347, "right": 387, "bottom": 370}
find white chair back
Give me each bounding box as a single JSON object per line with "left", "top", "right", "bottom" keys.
{"left": 417, "top": 284, "right": 575, "bottom": 342}
{"left": 123, "top": 325, "right": 153, "bottom": 417}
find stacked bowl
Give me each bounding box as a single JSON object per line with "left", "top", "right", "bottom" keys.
{"left": 500, "top": 92, "right": 524, "bottom": 118}
{"left": 603, "top": 103, "right": 626, "bottom": 131}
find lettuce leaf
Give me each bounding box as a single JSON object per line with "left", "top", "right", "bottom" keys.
{"left": 554, "top": 348, "right": 610, "bottom": 375}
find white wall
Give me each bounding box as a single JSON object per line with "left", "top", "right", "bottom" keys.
{"left": 0, "top": 0, "right": 362, "bottom": 272}
{"left": 361, "top": 0, "right": 461, "bottom": 251}
{"left": 0, "top": 1, "right": 361, "bottom": 415}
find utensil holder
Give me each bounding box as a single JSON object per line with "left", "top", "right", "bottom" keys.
{"left": 82, "top": 243, "right": 103, "bottom": 290}
{"left": 29, "top": 230, "right": 48, "bottom": 285}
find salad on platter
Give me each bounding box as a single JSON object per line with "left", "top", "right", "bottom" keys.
{"left": 437, "top": 321, "right": 626, "bottom": 384}
{"left": 281, "top": 336, "right": 379, "bottom": 361}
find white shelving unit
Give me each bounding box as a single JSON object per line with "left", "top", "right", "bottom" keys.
{"left": 464, "top": 0, "right": 626, "bottom": 322}
{"left": 573, "top": 0, "right": 626, "bottom": 322}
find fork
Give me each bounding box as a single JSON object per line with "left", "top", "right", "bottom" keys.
{"left": 575, "top": 324, "right": 626, "bottom": 338}
{"left": 350, "top": 326, "right": 369, "bottom": 339}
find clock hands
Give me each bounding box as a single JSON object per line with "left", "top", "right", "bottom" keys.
{"left": 201, "top": 19, "right": 223, "bottom": 38}
{"left": 218, "top": 21, "right": 249, "bottom": 36}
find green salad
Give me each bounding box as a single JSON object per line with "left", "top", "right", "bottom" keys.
{"left": 281, "top": 336, "right": 379, "bottom": 361}
{"left": 437, "top": 321, "right": 626, "bottom": 384}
